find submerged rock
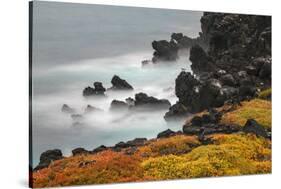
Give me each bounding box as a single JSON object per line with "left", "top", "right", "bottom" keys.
{"left": 110, "top": 75, "right": 133, "bottom": 90}
{"left": 134, "top": 92, "right": 171, "bottom": 110}
{"left": 61, "top": 104, "right": 75, "bottom": 114}
{"left": 110, "top": 100, "right": 129, "bottom": 111}
{"left": 84, "top": 105, "right": 102, "bottom": 114}
{"left": 34, "top": 149, "right": 63, "bottom": 171}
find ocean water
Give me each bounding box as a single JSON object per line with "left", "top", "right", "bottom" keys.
{"left": 31, "top": 1, "right": 203, "bottom": 166}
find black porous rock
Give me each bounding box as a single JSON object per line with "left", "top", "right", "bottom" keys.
{"left": 34, "top": 149, "right": 63, "bottom": 171}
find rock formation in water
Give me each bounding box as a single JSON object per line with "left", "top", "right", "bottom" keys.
{"left": 109, "top": 75, "right": 134, "bottom": 90}
{"left": 165, "top": 12, "right": 271, "bottom": 121}
{"left": 83, "top": 82, "right": 106, "bottom": 97}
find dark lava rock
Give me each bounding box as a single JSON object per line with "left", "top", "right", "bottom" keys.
{"left": 245, "top": 65, "right": 258, "bottom": 76}
{"left": 259, "top": 61, "right": 271, "bottom": 80}
{"left": 157, "top": 129, "right": 176, "bottom": 138}
{"left": 191, "top": 116, "right": 203, "bottom": 126}
{"left": 110, "top": 75, "right": 133, "bottom": 90}
{"left": 34, "top": 149, "right": 63, "bottom": 171}
{"left": 190, "top": 45, "right": 213, "bottom": 72}
{"left": 126, "top": 138, "right": 147, "bottom": 147}
{"left": 183, "top": 123, "right": 240, "bottom": 136}
{"left": 110, "top": 100, "right": 129, "bottom": 111}
{"left": 83, "top": 82, "right": 106, "bottom": 97}
{"left": 114, "top": 141, "right": 130, "bottom": 149}
{"left": 92, "top": 145, "right": 107, "bottom": 154}
{"left": 152, "top": 40, "right": 179, "bottom": 63}
{"left": 61, "top": 104, "right": 75, "bottom": 114}
{"left": 175, "top": 71, "right": 200, "bottom": 106}
{"left": 220, "top": 74, "right": 236, "bottom": 87}
{"left": 72, "top": 148, "right": 89, "bottom": 156}
{"left": 175, "top": 71, "right": 226, "bottom": 113}
{"left": 134, "top": 92, "right": 171, "bottom": 110}
{"left": 243, "top": 119, "right": 268, "bottom": 138}
{"left": 164, "top": 102, "right": 190, "bottom": 121}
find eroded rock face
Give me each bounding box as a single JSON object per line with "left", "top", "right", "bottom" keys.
{"left": 110, "top": 75, "right": 133, "bottom": 90}
{"left": 34, "top": 149, "right": 63, "bottom": 171}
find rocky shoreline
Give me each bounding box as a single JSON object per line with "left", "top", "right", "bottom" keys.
{"left": 33, "top": 12, "right": 272, "bottom": 173}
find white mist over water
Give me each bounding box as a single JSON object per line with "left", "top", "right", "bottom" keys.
{"left": 32, "top": 51, "right": 192, "bottom": 165}
{"left": 31, "top": 1, "right": 202, "bottom": 166}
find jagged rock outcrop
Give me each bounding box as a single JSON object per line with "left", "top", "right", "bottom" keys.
{"left": 110, "top": 75, "right": 133, "bottom": 90}
{"left": 34, "top": 149, "right": 63, "bottom": 171}
{"left": 150, "top": 32, "right": 208, "bottom": 64}
{"left": 151, "top": 40, "right": 179, "bottom": 63}
{"left": 83, "top": 82, "right": 106, "bottom": 96}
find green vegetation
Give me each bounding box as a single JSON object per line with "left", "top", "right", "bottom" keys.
{"left": 142, "top": 134, "right": 271, "bottom": 179}
{"left": 221, "top": 99, "right": 272, "bottom": 129}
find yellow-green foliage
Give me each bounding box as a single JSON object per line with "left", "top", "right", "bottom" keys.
{"left": 137, "top": 135, "right": 200, "bottom": 157}
{"left": 221, "top": 99, "right": 271, "bottom": 129}
{"left": 258, "top": 88, "right": 272, "bottom": 100}
{"left": 32, "top": 134, "right": 271, "bottom": 187}
{"left": 142, "top": 134, "right": 271, "bottom": 179}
